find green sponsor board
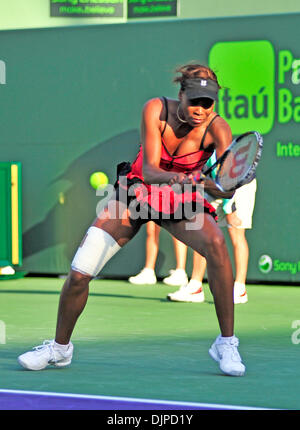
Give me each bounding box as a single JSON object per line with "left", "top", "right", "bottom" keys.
{"left": 128, "top": 0, "right": 177, "bottom": 18}
{"left": 209, "top": 41, "right": 276, "bottom": 135}
{"left": 209, "top": 38, "right": 300, "bottom": 282}
{"left": 0, "top": 14, "right": 300, "bottom": 281}
{"left": 209, "top": 40, "right": 300, "bottom": 142}
{"left": 258, "top": 255, "right": 273, "bottom": 274}
{"left": 276, "top": 141, "right": 300, "bottom": 157}
{"left": 50, "top": 0, "right": 124, "bottom": 17}
{"left": 259, "top": 255, "right": 300, "bottom": 276}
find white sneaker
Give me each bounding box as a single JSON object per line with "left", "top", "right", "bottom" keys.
{"left": 209, "top": 335, "right": 246, "bottom": 376}
{"left": 167, "top": 280, "right": 205, "bottom": 302}
{"left": 0, "top": 266, "right": 15, "bottom": 275}
{"left": 234, "top": 282, "right": 248, "bottom": 304}
{"left": 18, "top": 340, "right": 73, "bottom": 371}
{"left": 128, "top": 268, "right": 157, "bottom": 285}
{"left": 163, "top": 269, "right": 188, "bottom": 286}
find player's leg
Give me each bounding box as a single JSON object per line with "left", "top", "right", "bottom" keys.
{"left": 228, "top": 178, "right": 257, "bottom": 303}
{"left": 191, "top": 251, "right": 207, "bottom": 282}
{"left": 55, "top": 198, "right": 142, "bottom": 345}
{"left": 173, "top": 237, "right": 188, "bottom": 270}
{"left": 145, "top": 221, "right": 161, "bottom": 270}
{"left": 18, "top": 197, "right": 142, "bottom": 370}
{"left": 228, "top": 226, "right": 249, "bottom": 285}
{"left": 167, "top": 251, "right": 206, "bottom": 302}
{"left": 161, "top": 213, "right": 245, "bottom": 376}
{"left": 227, "top": 225, "right": 249, "bottom": 304}
{"left": 162, "top": 213, "right": 234, "bottom": 336}
{"left": 163, "top": 237, "right": 188, "bottom": 286}
{"left": 128, "top": 221, "right": 160, "bottom": 284}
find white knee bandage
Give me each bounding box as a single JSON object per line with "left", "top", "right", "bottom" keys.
{"left": 71, "top": 227, "right": 121, "bottom": 277}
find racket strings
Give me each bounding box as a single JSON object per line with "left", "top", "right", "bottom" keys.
{"left": 217, "top": 135, "right": 261, "bottom": 191}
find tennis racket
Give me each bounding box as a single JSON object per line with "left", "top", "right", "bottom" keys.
{"left": 194, "top": 131, "right": 263, "bottom": 192}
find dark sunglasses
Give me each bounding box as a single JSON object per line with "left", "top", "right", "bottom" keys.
{"left": 189, "top": 97, "right": 214, "bottom": 109}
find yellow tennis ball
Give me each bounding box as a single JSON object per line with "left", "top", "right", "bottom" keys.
{"left": 89, "top": 172, "right": 109, "bottom": 190}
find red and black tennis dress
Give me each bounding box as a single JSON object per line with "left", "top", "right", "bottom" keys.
{"left": 115, "top": 97, "right": 219, "bottom": 225}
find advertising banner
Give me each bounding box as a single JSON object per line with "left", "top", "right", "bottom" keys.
{"left": 50, "top": 0, "right": 124, "bottom": 17}
{"left": 0, "top": 14, "right": 299, "bottom": 281}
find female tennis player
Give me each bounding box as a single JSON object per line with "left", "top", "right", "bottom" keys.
{"left": 18, "top": 63, "right": 246, "bottom": 376}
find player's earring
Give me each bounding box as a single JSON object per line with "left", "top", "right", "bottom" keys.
{"left": 177, "top": 104, "right": 187, "bottom": 123}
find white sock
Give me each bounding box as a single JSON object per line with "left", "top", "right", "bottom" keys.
{"left": 189, "top": 279, "right": 202, "bottom": 286}
{"left": 143, "top": 267, "right": 155, "bottom": 273}
{"left": 188, "top": 279, "right": 203, "bottom": 290}
{"left": 217, "top": 335, "right": 236, "bottom": 344}
{"left": 234, "top": 281, "right": 246, "bottom": 289}
{"left": 54, "top": 341, "right": 70, "bottom": 351}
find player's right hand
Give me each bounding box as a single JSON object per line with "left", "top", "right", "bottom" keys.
{"left": 168, "top": 172, "right": 191, "bottom": 186}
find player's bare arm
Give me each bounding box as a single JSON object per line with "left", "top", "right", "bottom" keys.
{"left": 141, "top": 98, "right": 188, "bottom": 186}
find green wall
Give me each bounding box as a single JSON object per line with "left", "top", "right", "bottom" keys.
{"left": 0, "top": 0, "right": 300, "bottom": 30}
{"left": 0, "top": 14, "right": 300, "bottom": 282}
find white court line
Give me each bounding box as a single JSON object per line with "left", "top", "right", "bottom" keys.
{"left": 0, "top": 389, "right": 270, "bottom": 410}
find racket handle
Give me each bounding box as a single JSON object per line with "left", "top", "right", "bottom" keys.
{"left": 202, "top": 164, "right": 214, "bottom": 176}
{"left": 193, "top": 171, "right": 206, "bottom": 183}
